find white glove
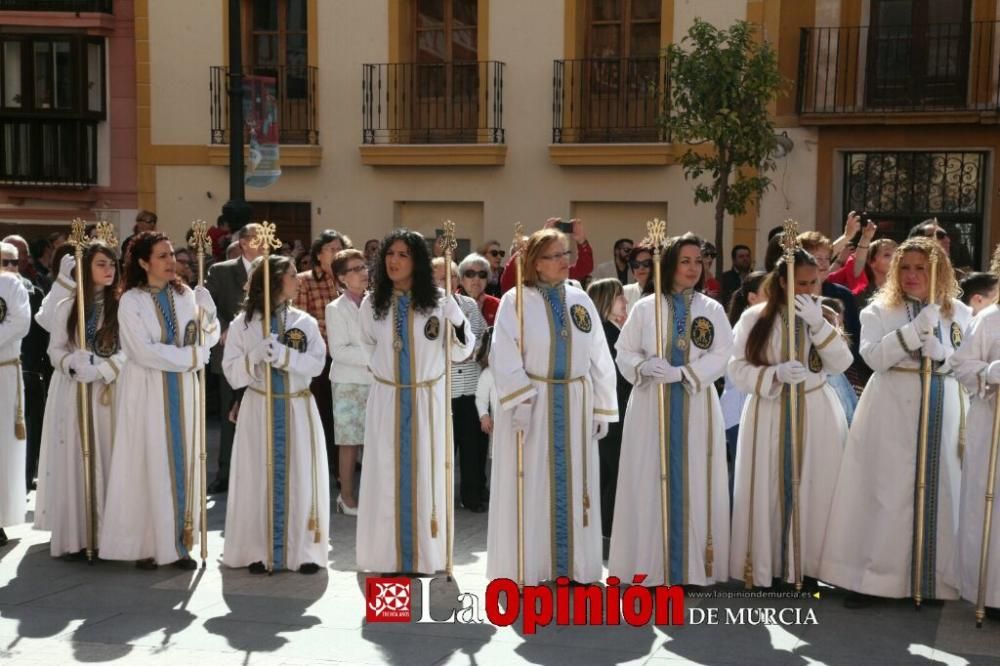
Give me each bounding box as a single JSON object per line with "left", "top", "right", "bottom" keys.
{"left": 195, "top": 345, "right": 211, "bottom": 367}
{"left": 986, "top": 360, "right": 1000, "bottom": 385}
{"left": 794, "top": 294, "right": 825, "bottom": 331}
{"left": 775, "top": 360, "right": 808, "bottom": 385}
{"left": 912, "top": 304, "right": 940, "bottom": 338}
{"left": 59, "top": 253, "right": 76, "bottom": 280}
{"left": 248, "top": 337, "right": 270, "bottom": 365}
{"left": 68, "top": 352, "right": 100, "bottom": 383}
{"left": 921, "top": 335, "right": 946, "bottom": 362}
{"left": 265, "top": 334, "right": 283, "bottom": 364}
{"left": 593, "top": 420, "right": 609, "bottom": 440}
{"left": 194, "top": 285, "right": 217, "bottom": 318}
{"left": 639, "top": 358, "right": 682, "bottom": 384}
{"left": 442, "top": 295, "right": 466, "bottom": 328}
{"left": 68, "top": 350, "right": 92, "bottom": 370}
{"left": 512, "top": 401, "right": 532, "bottom": 433}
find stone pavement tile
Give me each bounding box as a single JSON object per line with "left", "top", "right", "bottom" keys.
{"left": 0, "top": 637, "right": 252, "bottom": 665}
{"left": 427, "top": 634, "right": 653, "bottom": 666}
{"left": 929, "top": 600, "right": 1000, "bottom": 661}
{"left": 26, "top": 579, "right": 221, "bottom": 615}
{"left": 0, "top": 605, "right": 118, "bottom": 641}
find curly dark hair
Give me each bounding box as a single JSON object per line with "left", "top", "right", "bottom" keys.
{"left": 66, "top": 240, "right": 121, "bottom": 353}
{"left": 123, "top": 232, "right": 185, "bottom": 293}
{"left": 243, "top": 255, "right": 295, "bottom": 325}
{"left": 371, "top": 229, "right": 438, "bottom": 320}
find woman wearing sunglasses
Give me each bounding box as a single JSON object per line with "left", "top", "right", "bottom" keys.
{"left": 623, "top": 244, "right": 654, "bottom": 315}
{"left": 457, "top": 254, "right": 500, "bottom": 326}
{"left": 479, "top": 240, "right": 506, "bottom": 298}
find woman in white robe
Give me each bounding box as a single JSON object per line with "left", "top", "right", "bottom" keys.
{"left": 37, "top": 241, "right": 126, "bottom": 558}
{"left": 356, "top": 230, "right": 473, "bottom": 575}
{"left": 487, "top": 228, "right": 618, "bottom": 585}
{"left": 951, "top": 297, "right": 1000, "bottom": 615}
{"left": 0, "top": 271, "right": 30, "bottom": 542}
{"left": 99, "top": 232, "right": 219, "bottom": 569}
{"left": 609, "top": 234, "right": 733, "bottom": 587}
{"left": 820, "top": 238, "right": 971, "bottom": 604}
{"left": 222, "top": 255, "right": 330, "bottom": 574}
{"left": 729, "top": 249, "right": 853, "bottom": 588}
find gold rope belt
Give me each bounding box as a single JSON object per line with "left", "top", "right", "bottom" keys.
{"left": 249, "top": 386, "right": 313, "bottom": 399}
{"left": 527, "top": 372, "right": 593, "bottom": 528}
{"left": 0, "top": 358, "right": 24, "bottom": 439}
{"left": 373, "top": 371, "right": 445, "bottom": 541}
{"left": 889, "top": 366, "right": 953, "bottom": 377}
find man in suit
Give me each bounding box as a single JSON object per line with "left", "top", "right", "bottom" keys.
{"left": 205, "top": 223, "right": 263, "bottom": 493}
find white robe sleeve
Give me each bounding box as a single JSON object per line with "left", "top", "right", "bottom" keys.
{"left": 222, "top": 314, "right": 259, "bottom": 389}
{"left": 859, "top": 305, "right": 920, "bottom": 373}
{"left": 951, "top": 310, "right": 992, "bottom": 397}
{"left": 681, "top": 300, "right": 734, "bottom": 394}
{"left": 358, "top": 296, "right": 377, "bottom": 363}
{"left": 95, "top": 349, "right": 127, "bottom": 384}
{"left": 271, "top": 314, "right": 327, "bottom": 379}
{"left": 491, "top": 291, "right": 537, "bottom": 411}
{"left": 587, "top": 304, "right": 619, "bottom": 423}
{"left": 728, "top": 307, "right": 781, "bottom": 399}
{"left": 46, "top": 298, "right": 75, "bottom": 375}
{"left": 0, "top": 276, "right": 30, "bottom": 348}
{"left": 36, "top": 276, "right": 74, "bottom": 333}
{"left": 448, "top": 304, "right": 475, "bottom": 364}
{"left": 808, "top": 319, "right": 853, "bottom": 375}
{"left": 326, "top": 300, "right": 368, "bottom": 369}
{"left": 118, "top": 290, "right": 200, "bottom": 373}
{"left": 475, "top": 367, "right": 494, "bottom": 417}
{"left": 615, "top": 301, "right": 648, "bottom": 388}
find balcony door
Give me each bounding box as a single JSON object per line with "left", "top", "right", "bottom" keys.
{"left": 866, "top": 0, "right": 971, "bottom": 109}
{"left": 582, "top": 0, "right": 662, "bottom": 141}
{"left": 410, "top": 0, "right": 479, "bottom": 142}
{"left": 243, "top": 0, "right": 310, "bottom": 143}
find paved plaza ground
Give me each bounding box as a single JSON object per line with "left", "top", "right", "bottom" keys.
{"left": 0, "top": 426, "right": 998, "bottom": 664}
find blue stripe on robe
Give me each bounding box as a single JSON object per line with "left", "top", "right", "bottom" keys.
{"left": 271, "top": 315, "right": 288, "bottom": 570}
{"left": 155, "top": 289, "right": 188, "bottom": 559}
{"left": 397, "top": 295, "right": 415, "bottom": 571}
{"left": 667, "top": 293, "right": 687, "bottom": 584}
{"left": 547, "top": 288, "right": 571, "bottom": 577}
{"left": 914, "top": 321, "right": 945, "bottom": 598}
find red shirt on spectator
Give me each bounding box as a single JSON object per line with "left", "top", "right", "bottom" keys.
{"left": 827, "top": 254, "right": 869, "bottom": 293}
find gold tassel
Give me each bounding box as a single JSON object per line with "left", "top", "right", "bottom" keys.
{"left": 307, "top": 514, "right": 316, "bottom": 531}
{"left": 313, "top": 528, "right": 321, "bottom": 544}
{"left": 743, "top": 558, "right": 753, "bottom": 590}
{"left": 583, "top": 510, "right": 589, "bottom": 528}
{"left": 183, "top": 519, "right": 194, "bottom": 550}
{"left": 431, "top": 513, "right": 439, "bottom": 539}
{"left": 583, "top": 491, "right": 591, "bottom": 510}
{"left": 14, "top": 418, "right": 25, "bottom": 441}
{"left": 705, "top": 538, "right": 714, "bottom": 578}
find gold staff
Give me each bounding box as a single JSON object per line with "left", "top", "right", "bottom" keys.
{"left": 914, "top": 243, "right": 939, "bottom": 608}
{"left": 513, "top": 222, "right": 527, "bottom": 587}
{"left": 190, "top": 220, "right": 212, "bottom": 567}
{"left": 976, "top": 374, "right": 1000, "bottom": 627}
{"left": 780, "top": 219, "right": 803, "bottom": 592}
{"left": 439, "top": 220, "right": 458, "bottom": 578}
{"left": 69, "top": 218, "right": 96, "bottom": 563}
{"left": 250, "top": 221, "right": 282, "bottom": 573}
{"left": 646, "top": 218, "right": 670, "bottom": 586}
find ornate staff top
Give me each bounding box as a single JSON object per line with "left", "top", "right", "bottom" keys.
{"left": 249, "top": 220, "right": 282, "bottom": 256}
{"left": 190, "top": 219, "right": 212, "bottom": 256}
{"left": 646, "top": 218, "right": 667, "bottom": 253}
{"left": 781, "top": 218, "right": 800, "bottom": 258}
{"left": 512, "top": 222, "right": 526, "bottom": 255}
{"left": 438, "top": 220, "right": 457, "bottom": 257}
{"left": 69, "top": 218, "right": 88, "bottom": 249}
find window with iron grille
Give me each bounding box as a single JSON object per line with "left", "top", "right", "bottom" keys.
{"left": 844, "top": 150, "right": 986, "bottom": 270}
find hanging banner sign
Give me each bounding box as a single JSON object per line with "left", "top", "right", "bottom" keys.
{"left": 243, "top": 75, "right": 281, "bottom": 188}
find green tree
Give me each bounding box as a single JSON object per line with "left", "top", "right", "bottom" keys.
{"left": 663, "top": 18, "right": 784, "bottom": 274}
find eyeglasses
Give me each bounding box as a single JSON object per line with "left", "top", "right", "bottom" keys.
{"left": 342, "top": 265, "right": 369, "bottom": 275}
{"left": 1, "top": 259, "right": 17, "bottom": 267}
{"left": 488, "top": 249, "right": 506, "bottom": 258}
{"left": 463, "top": 270, "right": 489, "bottom": 279}
{"left": 926, "top": 229, "right": 949, "bottom": 240}
{"left": 630, "top": 259, "right": 653, "bottom": 270}
{"left": 540, "top": 251, "right": 572, "bottom": 262}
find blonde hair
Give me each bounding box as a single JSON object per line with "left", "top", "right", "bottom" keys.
{"left": 797, "top": 231, "right": 832, "bottom": 254}
{"left": 523, "top": 228, "right": 568, "bottom": 287}
{"left": 875, "top": 237, "right": 959, "bottom": 318}
{"left": 586, "top": 278, "right": 623, "bottom": 322}
{"left": 431, "top": 256, "right": 458, "bottom": 282}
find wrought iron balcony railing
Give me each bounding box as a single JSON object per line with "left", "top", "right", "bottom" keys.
{"left": 210, "top": 65, "right": 318, "bottom": 145}
{"left": 797, "top": 22, "right": 1000, "bottom": 115}
{"left": 0, "top": 0, "right": 112, "bottom": 12}
{"left": 553, "top": 56, "right": 669, "bottom": 143}
{"left": 362, "top": 61, "right": 505, "bottom": 144}
{"left": 0, "top": 118, "right": 97, "bottom": 187}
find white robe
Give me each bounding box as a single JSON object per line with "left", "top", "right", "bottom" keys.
{"left": 0, "top": 273, "right": 29, "bottom": 526}
{"left": 609, "top": 291, "right": 733, "bottom": 586}
{"left": 949, "top": 303, "right": 1000, "bottom": 607}
{"left": 356, "top": 290, "right": 474, "bottom": 574}
{"left": 222, "top": 306, "right": 331, "bottom": 571}
{"left": 99, "top": 286, "right": 219, "bottom": 564}
{"left": 486, "top": 283, "right": 618, "bottom": 585}
{"left": 729, "top": 303, "right": 853, "bottom": 587}
{"left": 820, "top": 298, "right": 971, "bottom": 599}
{"left": 35, "top": 296, "right": 126, "bottom": 556}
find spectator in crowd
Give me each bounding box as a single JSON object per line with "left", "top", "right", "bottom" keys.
{"left": 701, "top": 241, "right": 721, "bottom": 300}
{"left": 478, "top": 239, "right": 505, "bottom": 298}
{"left": 295, "top": 250, "right": 312, "bottom": 273}
{"left": 908, "top": 218, "right": 972, "bottom": 278}
{"left": 173, "top": 248, "right": 196, "bottom": 287}
{"left": 498, "top": 219, "right": 593, "bottom": 294}
{"left": 959, "top": 271, "right": 999, "bottom": 317}
{"left": 363, "top": 239, "right": 379, "bottom": 263}
{"left": 122, "top": 210, "right": 157, "bottom": 258}
{"left": 208, "top": 215, "right": 232, "bottom": 262}
{"left": 853, "top": 238, "right": 897, "bottom": 309}
{"left": 30, "top": 237, "right": 54, "bottom": 292}
{"left": 457, "top": 253, "right": 500, "bottom": 326}
{"left": 225, "top": 240, "right": 241, "bottom": 260}
{"left": 3, "top": 235, "right": 40, "bottom": 288}
{"left": 719, "top": 244, "right": 753, "bottom": 309}
{"left": 591, "top": 238, "right": 635, "bottom": 285}
{"left": 623, "top": 243, "right": 653, "bottom": 314}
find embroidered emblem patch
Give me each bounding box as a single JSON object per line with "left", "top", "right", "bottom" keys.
{"left": 0, "top": 296, "right": 6, "bottom": 324}
{"left": 94, "top": 332, "right": 120, "bottom": 358}
{"left": 424, "top": 316, "right": 441, "bottom": 341}
{"left": 570, "top": 304, "right": 592, "bottom": 333}
{"left": 808, "top": 346, "right": 823, "bottom": 373}
{"left": 691, "top": 316, "right": 714, "bottom": 350}
{"left": 182, "top": 320, "right": 198, "bottom": 346}
{"left": 284, "top": 327, "right": 307, "bottom": 352}
{"left": 950, "top": 321, "right": 963, "bottom": 348}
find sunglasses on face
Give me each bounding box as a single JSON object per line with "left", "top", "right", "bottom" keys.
{"left": 1, "top": 259, "right": 17, "bottom": 267}
{"left": 463, "top": 270, "right": 488, "bottom": 279}
{"left": 342, "top": 265, "right": 369, "bottom": 275}
{"left": 630, "top": 259, "right": 653, "bottom": 270}
{"left": 488, "top": 249, "right": 505, "bottom": 258}
{"left": 927, "top": 229, "right": 948, "bottom": 240}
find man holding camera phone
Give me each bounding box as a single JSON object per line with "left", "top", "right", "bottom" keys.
{"left": 498, "top": 218, "right": 593, "bottom": 294}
